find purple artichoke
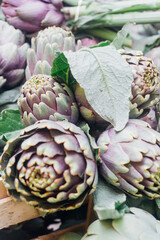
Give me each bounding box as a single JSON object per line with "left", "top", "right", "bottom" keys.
{"left": 18, "top": 74, "right": 79, "bottom": 126}
{"left": 141, "top": 108, "right": 158, "bottom": 130}
{"left": 80, "top": 38, "right": 99, "bottom": 47}
{"left": 1, "top": 0, "right": 64, "bottom": 34}
{"left": 26, "top": 27, "right": 79, "bottom": 80}
{"left": 97, "top": 119, "right": 160, "bottom": 198}
{"left": 0, "top": 120, "right": 98, "bottom": 214}
{"left": 75, "top": 49, "right": 160, "bottom": 127}
{"left": 0, "top": 20, "right": 29, "bottom": 91}
{"left": 145, "top": 47, "right": 160, "bottom": 73}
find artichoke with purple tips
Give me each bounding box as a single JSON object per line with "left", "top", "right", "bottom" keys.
{"left": 0, "top": 20, "right": 29, "bottom": 91}
{"left": 1, "top": 0, "right": 64, "bottom": 34}
{"left": 18, "top": 74, "right": 79, "bottom": 126}
{"left": 75, "top": 49, "right": 160, "bottom": 126}
{"left": 97, "top": 119, "right": 160, "bottom": 198}
{"left": 0, "top": 120, "right": 98, "bottom": 214}
{"left": 26, "top": 27, "right": 79, "bottom": 80}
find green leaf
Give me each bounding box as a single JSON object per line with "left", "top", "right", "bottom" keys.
{"left": 132, "top": 34, "right": 160, "bottom": 53}
{"left": 0, "top": 109, "right": 25, "bottom": 139}
{"left": 93, "top": 177, "right": 127, "bottom": 220}
{"left": 0, "top": 86, "right": 21, "bottom": 106}
{"left": 51, "top": 53, "right": 76, "bottom": 88}
{"left": 63, "top": 45, "right": 133, "bottom": 131}
{"left": 112, "top": 23, "right": 133, "bottom": 49}
{"left": 0, "top": 103, "right": 19, "bottom": 113}
{"left": 57, "top": 232, "right": 81, "bottom": 240}
{"left": 90, "top": 40, "right": 111, "bottom": 49}
{"left": 143, "top": 35, "right": 160, "bottom": 54}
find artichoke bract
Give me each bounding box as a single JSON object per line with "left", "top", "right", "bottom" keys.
{"left": 97, "top": 119, "right": 160, "bottom": 198}
{"left": 141, "top": 108, "right": 158, "bottom": 130}
{"left": 0, "top": 120, "right": 98, "bottom": 214}
{"left": 26, "top": 27, "right": 79, "bottom": 80}
{"left": 1, "top": 0, "right": 64, "bottom": 34}
{"left": 18, "top": 74, "right": 79, "bottom": 126}
{"left": 0, "top": 20, "right": 29, "bottom": 91}
{"left": 75, "top": 49, "right": 160, "bottom": 126}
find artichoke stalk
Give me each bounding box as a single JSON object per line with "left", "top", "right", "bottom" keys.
{"left": 0, "top": 120, "right": 98, "bottom": 214}
{"left": 26, "top": 26, "right": 80, "bottom": 80}
{"left": 75, "top": 49, "right": 160, "bottom": 127}
{"left": 18, "top": 74, "right": 79, "bottom": 126}
{"left": 97, "top": 119, "right": 160, "bottom": 198}
{"left": 1, "top": 0, "right": 64, "bottom": 34}
{"left": 0, "top": 20, "right": 29, "bottom": 91}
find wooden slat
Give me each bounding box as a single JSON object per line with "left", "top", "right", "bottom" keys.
{"left": 0, "top": 181, "right": 9, "bottom": 199}
{"left": 32, "top": 196, "right": 94, "bottom": 240}
{"left": 32, "top": 222, "right": 86, "bottom": 240}
{"left": 0, "top": 197, "right": 40, "bottom": 229}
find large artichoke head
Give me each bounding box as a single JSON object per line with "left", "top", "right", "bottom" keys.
{"left": 26, "top": 26, "right": 78, "bottom": 80}
{"left": 1, "top": 0, "right": 64, "bottom": 34}
{"left": 74, "top": 49, "right": 160, "bottom": 127}
{"left": 0, "top": 120, "right": 98, "bottom": 214}
{"left": 97, "top": 119, "right": 160, "bottom": 198}
{"left": 18, "top": 74, "right": 79, "bottom": 126}
{"left": 0, "top": 20, "right": 29, "bottom": 91}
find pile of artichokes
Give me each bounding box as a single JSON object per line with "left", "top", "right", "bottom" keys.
{"left": 0, "top": 2, "right": 160, "bottom": 239}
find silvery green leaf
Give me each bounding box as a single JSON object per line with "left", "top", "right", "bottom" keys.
{"left": 93, "top": 177, "right": 127, "bottom": 220}
{"left": 64, "top": 45, "right": 133, "bottom": 131}
{"left": 112, "top": 23, "right": 133, "bottom": 50}
{"left": 0, "top": 86, "right": 21, "bottom": 106}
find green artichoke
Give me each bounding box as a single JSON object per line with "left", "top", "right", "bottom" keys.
{"left": 26, "top": 26, "right": 80, "bottom": 80}
{"left": 97, "top": 119, "right": 160, "bottom": 198}
{"left": 0, "top": 120, "right": 98, "bottom": 214}
{"left": 18, "top": 74, "right": 79, "bottom": 126}
{"left": 74, "top": 49, "right": 160, "bottom": 126}
{"left": 82, "top": 208, "right": 160, "bottom": 240}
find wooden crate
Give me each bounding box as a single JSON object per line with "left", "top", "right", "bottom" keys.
{"left": 0, "top": 180, "right": 93, "bottom": 239}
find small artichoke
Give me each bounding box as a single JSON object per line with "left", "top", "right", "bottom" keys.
{"left": 74, "top": 49, "right": 160, "bottom": 126}
{"left": 26, "top": 26, "right": 79, "bottom": 80}
{"left": 0, "top": 20, "right": 29, "bottom": 91}
{"left": 83, "top": 208, "right": 160, "bottom": 240}
{"left": 1, "top": 0, "right": 64, "bottom": 34}
{"left": 1, "top": 120, "right": 98, "bottom": 214}
{"left": 18, "top": 74, "right": 79, "bottom": 126}
{"left": 97, "top": 119, "right": 160, "bottom": 198}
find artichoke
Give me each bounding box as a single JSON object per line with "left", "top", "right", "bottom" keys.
{"left": 141, "top": 107, "right": 158, "bottom": 130}
{"left": 18, "top": 74, "right": 79, "bottom": 126}
{"left": 97, "top": 119, "right": 160, "bottom": 198}
{"left": 83, "top": 208, "right": 160, "bottom": 240}
{"left": 145, "top": 47, "right": 160, "bottom": 73}
{"left": 1, "top": 0, "right": 64, "bottom": 34}
{"left": 0, "top": 120, "right": 98, "bottom": 214}
{"left": 0, "top": 20, "right": 29, "bottom": 91}
{"left": 80, "top": 38, "right": 99, "bottom": 47}
{"left": 74, "top": 49, "right": 160, "bottom": 126}
{"left": 26, "top": 26, "right": 79, "bottom": 80}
